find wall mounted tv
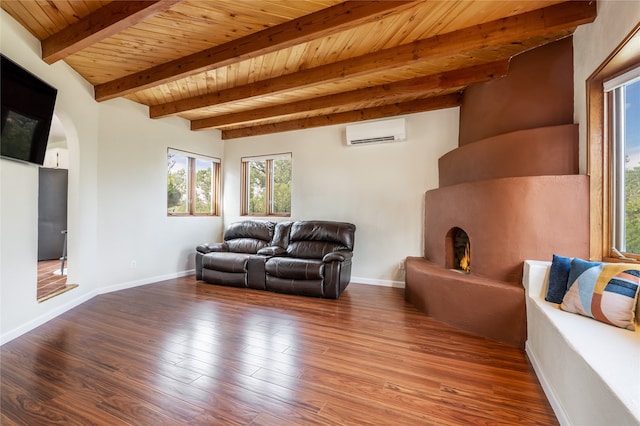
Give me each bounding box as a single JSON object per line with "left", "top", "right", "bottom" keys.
{"left": 1, "top": 54, "right": 58, "bottom": 166}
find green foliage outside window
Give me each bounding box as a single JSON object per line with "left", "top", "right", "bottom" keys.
{"left": 625, "top": 165, "right": 640, "bottom": 254}
{"left": 167, "top": 151, "right": 217, "bottom": 216}
{"left": 195, "top": 159, "right": 213, "bottom": 214}
{"left": 248, "top": 160, "right": 267, "bottom": 214}
{"left": 245, "top": 156, "right": 291, "bottom": 216}
{"left": 272, "top": 159, "right": 291, "bottom": 214}
{"left": 167, "top": 154, "right": 188, "bottom": 214}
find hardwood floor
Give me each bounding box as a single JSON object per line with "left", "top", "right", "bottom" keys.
{"left": 1, "top": 277, "right": 558, "bottom": 425}
{"left": 37, "top": 259, "right": 67, "bottom": 301}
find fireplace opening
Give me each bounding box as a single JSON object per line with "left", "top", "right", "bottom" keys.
{"left": 446, "top": 227, "right": 470, "bottom": 273}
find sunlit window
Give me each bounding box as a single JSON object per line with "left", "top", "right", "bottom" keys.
{"left": 241, "top": 153, "right": 291, "bottom": 216}
{"left": 167, "top": 149, "right": 220, "bottom": 216}
{"left": 606, "top": 67, "right": 640, "bottom": 256}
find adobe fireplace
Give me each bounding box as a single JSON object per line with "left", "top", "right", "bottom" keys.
{"left": 405, "top": 38, "right": 591, "bottom": 348}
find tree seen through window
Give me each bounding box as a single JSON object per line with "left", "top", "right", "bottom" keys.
{"left": 243, "top": 154, "right": 291, "bottom": 216}
{"left": 167, "top": 150, "right": 219, "bottom": 216}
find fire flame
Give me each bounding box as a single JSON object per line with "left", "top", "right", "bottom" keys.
{"left": 460, "top": 242, "right": 470, "bottom": 272}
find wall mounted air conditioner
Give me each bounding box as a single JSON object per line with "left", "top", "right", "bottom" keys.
{"left": 345, "top": 118, "right": 406, "bottom": 146}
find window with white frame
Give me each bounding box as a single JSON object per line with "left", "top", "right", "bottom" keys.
{"left": 167, "top": 149, "right": 220, "bottom": 216}
{"left": 241, "top": 153, "right": 292, "bottom": 216}
{"left": 605, "top": 66, "right": 640, "bottom": 256}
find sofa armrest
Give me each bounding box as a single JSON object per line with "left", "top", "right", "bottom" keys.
{"left": 257, "top": 246, "right": 287, "bottom": 256}
{"left": 196, "top": 242, "right": 228, "bottom": 254}
{"left": 323, "top": 250, "right": 353, "bottom": 263}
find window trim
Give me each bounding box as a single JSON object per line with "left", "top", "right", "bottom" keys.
{"left": 587, "top": 23, "right": 640, "bottom": 263}
{"left": 241, "top": 152, "right": 292, "bottom": 217}
{"left": 167, "top": 148, "right": 221, "bottom": 217}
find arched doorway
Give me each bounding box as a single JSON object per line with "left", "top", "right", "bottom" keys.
{"left": 37, "top": 114, "right": 75, "bottom": 301}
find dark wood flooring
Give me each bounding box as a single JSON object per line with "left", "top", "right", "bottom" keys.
{"left": 1, "top": 276, "right": 558, "bottom": 425}
{"left": 37, "top": 259, "right": 67, "bottom": 301}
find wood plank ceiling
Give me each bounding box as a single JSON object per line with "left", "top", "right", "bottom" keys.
{"left": 1, "top": 1, "right": 597, "bottom": 140}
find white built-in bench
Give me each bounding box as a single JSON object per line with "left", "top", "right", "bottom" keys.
{"left": 523, "top": 260, "right": 640, "bottom": 426}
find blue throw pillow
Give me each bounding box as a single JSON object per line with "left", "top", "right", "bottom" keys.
{"left": 545, "top": 254, "right": 572, "bottom": 303}
{"left": 566, "top": 257, "right": 603, "bottom": 291}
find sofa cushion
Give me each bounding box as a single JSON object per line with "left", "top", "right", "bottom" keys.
{"left": 287, "top": 241, "right": 350, "bottom": 259}
{"left": 202, "top": 252, "right": 252, "bottom": 273}
{"left": 286, "top": 221, "right": 355, "bottom": 258}
{"left": 265, "top": 276, "right": 324, "bottom": 297}
{"left": 224, "top": 220, "right": 275, "bottom": 254}
{"left": 271, "top": 221, "right": 293, "bottom": 248}
{"left": 202, "top": 269, "right": 246, "bottom": 288}
{"left": 265, "top": 257, "right": 324, "bottom": 280}
{"left": 545, "top": 254, "right": 572, "bottom": 303}
{"left": 226, "top": 238, "right": 270, "bottom": 254}
{"left": 225, "top": 220, "right": 275, "bottom": 241}
{"left": 561, "top": 258, "right": 640, "bottom": 331}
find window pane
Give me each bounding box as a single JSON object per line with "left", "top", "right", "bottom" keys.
{"left": 241, "top": 154, "right": 291, "bottom": 217}
{"left": 623, "top": 80, "right": 640, "bottom": 254}
{"left": 248, "top": 160, "right": 266, "bottom": 214}
{"left": 167, "top": 153, "right": 188, "bottom": 214}
{"left": 272, "top": 158, "right": 291, "bottom": 214}
{"left": 195, "top": 159, "right": 213, "bottom": 214}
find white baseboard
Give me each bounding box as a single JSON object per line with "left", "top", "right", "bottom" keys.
{"left": 351, "top": 276, "right": 405, "bottom": 288}
{"left": 0, "top": 269, "right": 196, "bottom": 346}
{"left": 525, "top": 341, "right": 569, "bottom": 426}
{"left": 0, "top": 289, "right": 96, "bottom": 345}
{"left": 97, "top": 269, "right": 195, "bottom": 295}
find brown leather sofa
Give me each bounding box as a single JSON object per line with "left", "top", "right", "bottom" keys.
{"left": 196, "top": 220, "right": 356, "bottom": 299}
{"left": 196, "top": 220, "right": 276, "bottom": 289}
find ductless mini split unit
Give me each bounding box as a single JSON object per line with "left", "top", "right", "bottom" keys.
{"left": 345, "top": 118, "right": 406, "bottom": 146}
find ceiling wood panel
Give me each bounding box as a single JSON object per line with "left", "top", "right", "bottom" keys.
{"left": 147, "top": 2, "right": 593, "bottom": 120}
{"left": 2, "top": 1, "right": 108, "bottom": 39}
{"left": 92, "top": 1, "right": 419, "bottom": 99}
{"left": 190, "top": 61, "right": 509, "bottom": 130}
{"left": 1, "top": 1, "right": 597, "bottom": 139}
{"left": 220, "top": 94, "right": 463, "bottom": 139}
{"left": 41, "top": 1, "right": 184, "bottom": 64}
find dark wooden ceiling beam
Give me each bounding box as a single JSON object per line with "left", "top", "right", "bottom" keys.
{"left": 190, "top": 60, "right": 509, "bottom": 130}
{"left": 152, "top": 0, "right": 597, "bottom": 118}
{"left": 219, "top": 94, "right": 462, "bottom": 140}
{"left": 41, "top": 1, "right": 183, "bottom": 64}
{"left": 94, "top": 1, "right": 419, "bottom": 101}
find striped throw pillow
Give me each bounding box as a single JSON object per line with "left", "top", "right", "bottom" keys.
{"left": 561, "top": 258, "right": 640, "bottom": 331}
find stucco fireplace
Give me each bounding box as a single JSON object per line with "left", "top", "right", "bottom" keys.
{"left": 404, "top": 38, "right": 590, "bottom": 348}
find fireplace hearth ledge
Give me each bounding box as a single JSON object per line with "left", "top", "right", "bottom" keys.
{"left": 405, "top": 257, "right": 526, "bottom": 348}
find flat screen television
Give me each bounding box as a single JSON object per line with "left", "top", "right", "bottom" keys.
{"left": 1, "top": 54, "right": 58, "bottom": 166}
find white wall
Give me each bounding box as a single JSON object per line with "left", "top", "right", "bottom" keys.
{"left": 0, "top": 10, "right": 224, "bottom": 343}
{"left": 95, "top": 99, "right": 223, "bottom": 291}
{"left": 223, "top": 112, "right": 459, "bottom": 285}
{"left": 573, "top": 0, "right": 640, "bottom": 173}
{"left": 1, "top": 10, "right": 100, "bottom": 343}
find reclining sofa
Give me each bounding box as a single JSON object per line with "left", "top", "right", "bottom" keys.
{"left": 196, "top": 220, "right": 356, "bottom": 299}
